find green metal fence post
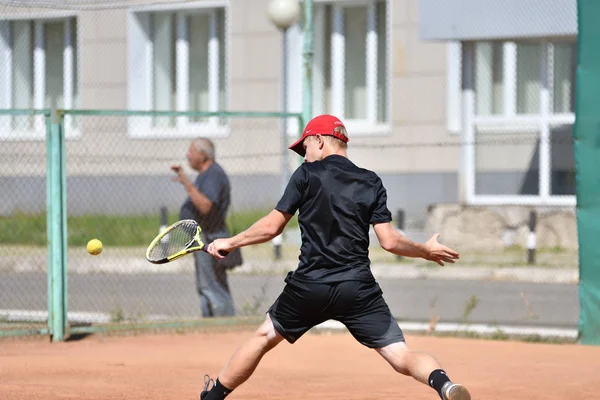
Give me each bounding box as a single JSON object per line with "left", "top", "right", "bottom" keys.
{"left": 45, "top": 113, "right": 54, "bottom": 337}
{"left": 59, "top": 112, "right": 69, "bottom": 338}
{"left": 48, "top": 117, "right": 67, "bottom": 342}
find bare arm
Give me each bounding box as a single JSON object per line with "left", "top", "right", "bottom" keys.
{"left": 171, "top": 165, "right": 213, "bottom": 215}
{"left": 208, "top": 210, "right": 293, "bottom": 258}
{"left": 228, "top": 209, "right": 292, "bottom": 247}
{"left": 373, "top": 222, "right": 459, "bottom": 266}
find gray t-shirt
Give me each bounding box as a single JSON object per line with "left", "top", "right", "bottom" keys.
{"left": 179, "top": 162, "right": 230, "bottom": 234}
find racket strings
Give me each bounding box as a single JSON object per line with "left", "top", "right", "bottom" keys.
{"left": 147, "top": 220, "right": 199, "bottom": 261}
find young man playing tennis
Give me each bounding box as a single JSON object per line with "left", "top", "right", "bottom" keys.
{"left": 204, "top": 114, "right": 471, "bottom": 400}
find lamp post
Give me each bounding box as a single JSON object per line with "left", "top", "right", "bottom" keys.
{"left": 267, "top": 0, "right": 300, "bottom": 194}
{"left": 267, "top": 0, "right": 300, "bottom": 260}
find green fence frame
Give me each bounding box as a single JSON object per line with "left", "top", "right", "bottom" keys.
{"left": 0, "top": 108, "right": 303, "bottom": 341}
{"left": 48, "top": 109, "right": 302, "bottom": 340}
{"left": 48, "top": 114, "right": 68, "bottom": 342}
{"left": 59, "top": 108, "right": 305, "bottom": 120}
{"left": 0, "top": 109, "right": 58, "bottom": 339}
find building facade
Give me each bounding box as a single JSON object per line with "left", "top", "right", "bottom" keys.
{"left": 0, "top": 0, "right": 577, "bottom": 230}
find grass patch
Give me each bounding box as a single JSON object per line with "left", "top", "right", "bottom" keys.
{"left": 0, "top": 212, "right": 47, "bottom": 246}
{"left": 0, "top": 212, "right": 575, "bottom": 269}
{"left": 0, "top": 209, "right": 297, "bottom": 247}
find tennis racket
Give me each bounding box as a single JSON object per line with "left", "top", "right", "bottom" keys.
{"left": 145, "top": 219, "right": 228, "bottom": 264}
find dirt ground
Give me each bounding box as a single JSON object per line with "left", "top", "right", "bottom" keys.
{"left": 2, "top": 329, "right": 598, "bottom": 399}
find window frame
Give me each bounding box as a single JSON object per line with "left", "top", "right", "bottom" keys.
{"left": 127, "top": 1, "right": 229, "bottom": 139}
{"left": 448, "top": 39, "right": 577, "bottom": 135}
{"left": 0, "top": 15, "right": 79, "bottom": 141}
{"left": 455, "top": 39, "right": 577, "bottom": 206}
{"left": 286, "top": 0, "right": 392, "bottom": 136}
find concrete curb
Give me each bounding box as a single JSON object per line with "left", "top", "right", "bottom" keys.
{"left": 314, "top": 320, "right": 578, "bottom": 341}
{"left": 8, "top": 254, "right": 578, "bottom": 284}
{"left": 369, "top": 264, "right": 579, "bottom": 284}
{"left": 2, "top": 309, "right": 578, "bottom": 342}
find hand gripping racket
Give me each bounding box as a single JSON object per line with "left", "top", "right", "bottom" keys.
{"left": 146, "top": 219, "right": 228, "bottom": 264}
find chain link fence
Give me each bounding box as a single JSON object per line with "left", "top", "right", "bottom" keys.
{"left": 0, "top": 110, "right": 52, "bottom": 336}
{"left": 58, "top": 110, "right": 302, "bottom": 328}
{"left": 0, "top": 0, "right": 580, "bottom": 339}
{"left": 0, "top": 112, "right": 579, "bottom": 337}
{"left": 300, "top": 0, "right": 578, "bottom": 331}
{"left": 470, "top": 40, "right": 576, "bottom": 199}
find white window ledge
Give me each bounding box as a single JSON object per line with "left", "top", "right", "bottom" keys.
{"left": 128, "top": 121, "right": 229, "bottom": 139}
{"left": 472, "top": 113, "right": 575, "bottom": 134}
{"left": 343, "top": 121, "right": 392, "bottom": 136}
{"left": 469, "top": 195, "right": 576, "bottom": 207}
{"left": 286, "top": 120, "right": 391, "bottom": 137}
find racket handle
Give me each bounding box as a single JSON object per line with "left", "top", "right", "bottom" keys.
{"left": 201, "top": 243, "right": 230, "bottom": 257}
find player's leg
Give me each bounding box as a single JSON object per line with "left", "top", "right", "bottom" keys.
{"left": 338, "top": 281, "right": 470, "bottom": 400}
{"left": 376, "top": 342, "right": 470, "bottom": 400}
{"left": 210, "top": 230, "right": 237, "bottom": 316}
{"left": 376, "top": 341, "right": 441, "bottom": 382}
{"left": 201, "top": 314, "right": 284, "bottom": 400}
{"left": 212, "top": 262, "right": 235, "bottom": 316}
{"left": 201, "top": 277, "right": 325, "bottom": 399}
{"left": 193, "top": 251, "right": 215, "bottom": 316}
{"left": 194, "top": 251, "right": 234, "bottom": 317}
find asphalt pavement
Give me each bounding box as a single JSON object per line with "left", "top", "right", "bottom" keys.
{"left": 0, "top": 271, "right": 578, "bottom": 328}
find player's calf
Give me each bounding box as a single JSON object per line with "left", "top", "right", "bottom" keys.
{"left": 429, "top": 369, "right": 471, "bottom": 400}
{"left": 376, "top": 343, "right": 470, "bottom": 399}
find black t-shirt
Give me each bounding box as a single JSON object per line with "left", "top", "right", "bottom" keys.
{"left": 275, "top": 154, "right": 392, "bottom": 283}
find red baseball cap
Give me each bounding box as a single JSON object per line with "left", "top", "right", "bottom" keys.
{"left": 289, "top": 114, "right": 349, "bottom": 156}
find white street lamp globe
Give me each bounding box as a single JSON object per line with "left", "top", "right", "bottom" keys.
{"left": 267, "top": 0, "right": 301, "bottom": 31}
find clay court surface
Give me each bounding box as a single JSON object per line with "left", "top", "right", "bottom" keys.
{"left": 2, "top": 328, "right": 598, "bottom": 399}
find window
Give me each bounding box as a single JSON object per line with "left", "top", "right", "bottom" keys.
{"left": 552, "top": 43, "right": 576, "bottom": 114}
{"left": 128, "top": 6, "right": 227, "bottom": 138}
{"left": 0, "top": 17, "right": 78, "bottom": 140}
{"left": 474, "top": 42, "right": 504, "bottom": 116}
{"left": 286, "top": 0, "right": 390, "bottom": 134}
{"left": 453, "top": 39, "right": 577, "bottom": 204}
{"left": 474, "top": 41, "right": 577, "bottom": 117}
{"left": 448, "top": 40, "right": 577, "bottom": 132}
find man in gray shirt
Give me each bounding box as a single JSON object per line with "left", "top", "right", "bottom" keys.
{"left": 171, "top": 137, "right": 236, "bottom": 317}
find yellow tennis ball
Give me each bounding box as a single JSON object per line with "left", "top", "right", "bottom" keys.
{"left": 87, "top": 239, "right": 103, "bottom": 255}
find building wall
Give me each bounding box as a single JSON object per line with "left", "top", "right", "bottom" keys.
{"left": 1, "top": 0, "right": 557, "bottom": 224}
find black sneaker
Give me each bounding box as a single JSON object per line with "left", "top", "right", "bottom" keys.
{"left": 200, "top": 375, "right": 214, "bottom": 400}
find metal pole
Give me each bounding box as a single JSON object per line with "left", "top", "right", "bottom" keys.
{"left": 59, "top": 113, "right": 68, "bottom": 340}
{"left": 159, "top": 206, "right": 169, "bottom": 254}
{"left": 281, "top": 30, "right": 290, "bottom": 193}
{"left": 275, "top": 29, "right": 290, "bottom": 261}
{"left": 527, "top": 210, "right": 537, "bottom": 265}
{"left": 396, "top": 209, "right": 405, "bottom": 261}
{"left": 45, "top": 114, "right": 54, "bottom": 337}
{"left": 159, "top": 206, "right": 168, "bottom": 233}
{"left": 302, "top": 0, "right": 313, "bottom": 133}
{"left": 49, "top": 121, "right": 66, "bottom": 342}
{"left": 461, "top": 43, "right": 475, "bottom": 204}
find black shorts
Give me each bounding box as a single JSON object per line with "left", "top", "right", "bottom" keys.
{"left": 267, "top": 274, "right": 405, "bottom": 348}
